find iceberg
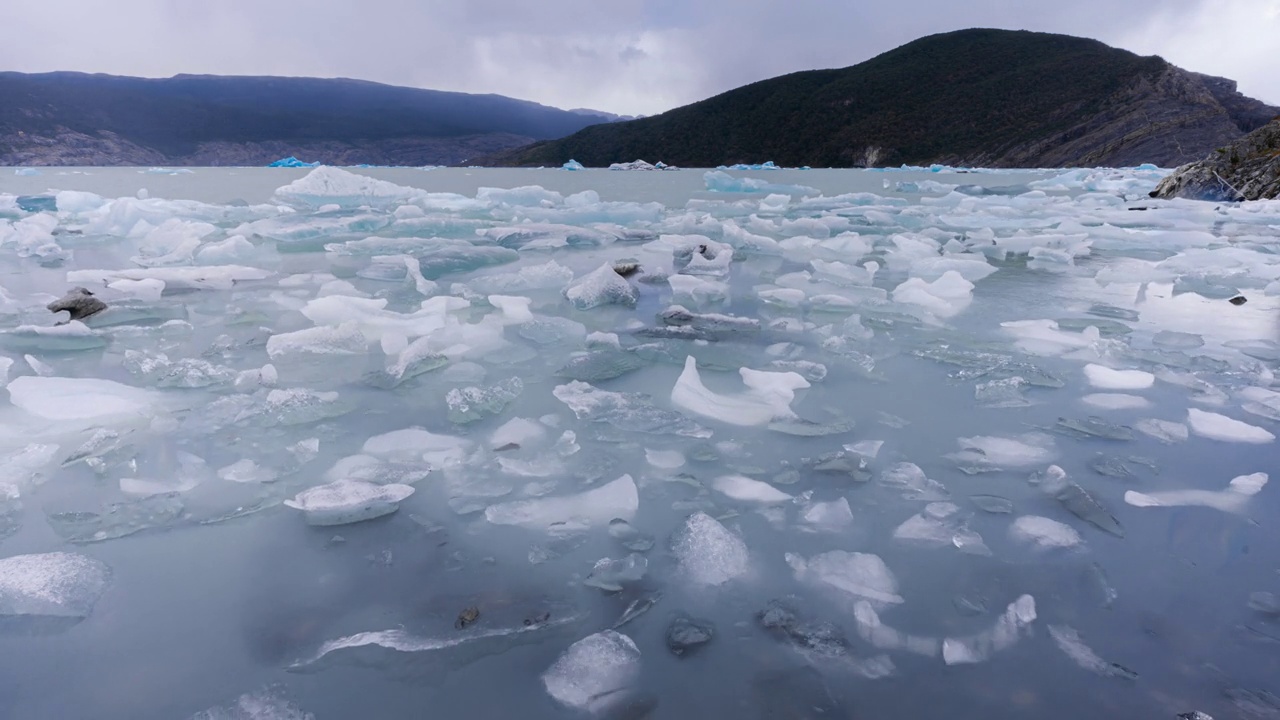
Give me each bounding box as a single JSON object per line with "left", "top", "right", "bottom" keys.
{"left": 542, "top": 631, "right": 641, "bottom": 712}
{"left": 267, "top": 156, "right": 321, "bottom": 168}
{"left": 283, "top": 479, "right": 415, "bottom": 525}
{"left": 670, "top": 356, "right": 809, "bottom": 426}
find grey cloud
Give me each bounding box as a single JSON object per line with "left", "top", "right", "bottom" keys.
{"left": 2, "top": 0, "right": 1273, "bottom": 116}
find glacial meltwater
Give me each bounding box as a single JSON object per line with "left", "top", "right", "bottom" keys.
{"left": 0, "top": 164, "right": 1277, "bottom": 719}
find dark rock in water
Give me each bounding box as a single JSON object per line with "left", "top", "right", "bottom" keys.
{"left": 666, "top": 615, "right": 714, "bottom": 656}
{"left": 1229, "top": 295, "right": 1248, "bottom": 306}
{"left": 1056, "top": 482, "right": 1125, "bottom": 537}
{"left": 757, "top": 600, "right": 849, "bottom": 658}
{"left": 455, "top": 606, "right": 480, "bottom": 629}
{"left": 47, "top": 287, "right": 107, "bottom": 321}
{"left": 612, "top": 260, "right": 642, "bottom": 278}
{"left": 1152, "top": 117, "right": 1280, "bottom": 201}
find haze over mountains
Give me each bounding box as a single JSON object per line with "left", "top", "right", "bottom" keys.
{"left": 2, "top": 29, "right": 1275, "bottom": 169}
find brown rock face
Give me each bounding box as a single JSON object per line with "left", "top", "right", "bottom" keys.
{"left": 1152, "top": 117, "right": 1280, "bottom": 201}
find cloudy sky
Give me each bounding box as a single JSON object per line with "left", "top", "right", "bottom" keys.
{"left": 4, "top": 0, "right": 1277, "bottom": 116}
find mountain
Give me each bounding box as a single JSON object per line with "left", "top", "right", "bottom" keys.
{"left": 0, "top": 72, "right": 609, "bottom": 166}
{"left": 1153, "top": 117, "right": 1280, "bottom": 201}
{"left": 486, "top": 28, "right": 1278, "bottom": 169}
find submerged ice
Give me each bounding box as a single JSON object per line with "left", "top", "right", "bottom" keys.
{"left": 1, "top": 163, "right": 1278, "bottom": 717}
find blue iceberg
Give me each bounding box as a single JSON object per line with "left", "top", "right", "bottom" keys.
{"left": 268, "top": 156, "right": 321, "bottom": 168}
{"left": 563, "top": 159, "right": 585, "bottom": 171}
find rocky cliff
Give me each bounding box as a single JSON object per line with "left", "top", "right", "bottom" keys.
{"left": 1152, "top": 117, "right": 1280, "bottom": 201}
{"left": 488, "top": 29, "right": 1278, "bottom": 169}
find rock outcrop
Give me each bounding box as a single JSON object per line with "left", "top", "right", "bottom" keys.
{"left": 1152, "top": 117, "right": 1280, "bottom": 201}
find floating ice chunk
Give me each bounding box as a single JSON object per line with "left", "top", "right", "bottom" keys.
{"left": 893, "top": 503, "right": 964, "bottom": 547}
{"left": 564, "top": 263, "right": 638, "bottom": 309}
{"left": 787, "top": 551, "right": 903, "bottom": 606}
{"left": 1124, "top": 472, "right": 1267, "bottom": 512}
{"left": 188, "top": 689, "right": 314, "bottom": 720}
{"left": 910, "top": 255, "right": 997, "bottom": 282}
{"left": 879, "top": 462, "right": 948, "bottom": 501}
{"left": 644, "top": 448, "right": 685, "bottom": 469}
{"left": 668, "top": 273, "right": 729, "bottom": 304}
{"left": 703, "top": 171, "right": 816, "bottom": 195}
{"left": 485, "top": 475, "right": 638, "bottom": 529}
{"left": 284, "top": 479, "right": 414, "bottom": 525}
{"left": 1, "top": 321, "right": 106, "bottom": 352}
{"left": 584, "top": 554, "right": 649, "bottom": 592}
{"left": 299, "top": 295, "right": 466, "bottom": 342}
{"left": 0, "top": 552, "right": 110, "bottom": 618}
{"left": 670, "top": 356, "right": 808, "bottom": 426}
{"left": 800, "top": 497, "right": 853, "bottom": 532}
{"left": 1083, "top": 364, "right": 1154, "bottom": 390}
{"left": 610, "top": 160, "right": 657, "bottom": 171}
{"left": 275, "top": 166, "right": 423, "bottom": 208}
{"left": 120, "top": 449, "right": 210, "bottom": 496}
{"left": 711, "top": 475, "right": 792, "bottom": 503}
{"left": 758, "top": 288, "right": 806, "bottom": 308}
{"left": 1009, "top": 516, "right": 1081, "bottom": 549}
{"left": 1134, "top": 418, "right": 1189, "bottom": 443}
{"left": 217, "top": 459, "right": 278, "bottom": 484}
{"left": 490, "top": 417, "right": 546, "bottom": 450}
{"left": 672, "top": 511, "right": 749, "bottom": 586}
{"left": 488, "top": 295, "right": 533, "bottom": 324}
{"left": 362, "top": 428, "right": 470, "bottom": 467}
{"left": 66, "top": 265, "right": 271, "bottom": 291}
{"left": 1048, "top": 625, "right": 1136, "bottom": 679}
{"left": 467, "top": 260, "right": 575, "bottom": 294}
{"left": 562, "top": 159, "right": 585, "bottom": 171}
{"left": 194, "top": 235, "right": 256, "bottom": 265}
{"left": 892, "top": 271, "right": 974, "bottom": 319}
{"left": 107, "top": 278, "right": 165, "bottom": 301}
{"left": 553, "top": 381, "right": 710, "bottom": 438}
{"left": 949, "top": 433, "right": 1055, "bottom": 469}
{"left": 124, "top": 351, "right": 235, "bottom": 389}
{"left": 1082, "top": 393, "right": 1150, "bottom": 410}
{"left": 542, "top": 631, "right": 641, "bottom": 713}
{"left": 849, "top": 601, "right": 940, "bottom": 657}
{"left": 23, "top": 354, "right": 53, "bottom": 377}
{"left": 446, "top": 377, "right": 522, "bottom": 424}
{"left": 1001, "top": 320, "right": 1101, "bottom": 356}
{"left": 256, "top": 386, "right": 350, "bottom": 425}
{"left": 234, "top": 364, "right": 279, "bottom": 392}
{"left": 942, "top": 595, "right": 1037, "bottom": 665}
{"left": 1152, "top": 330, "right": 1204, "bottom": 349}
{"left": 7, "top": 376, "right": 159, "bottom": 423}
{"left": 1186, "top": 408, "right": 1274, "bottom": 443}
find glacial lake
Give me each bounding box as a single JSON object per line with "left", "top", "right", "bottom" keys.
{"left": 0, "top": 164, "right": 1278, "bottom": 719}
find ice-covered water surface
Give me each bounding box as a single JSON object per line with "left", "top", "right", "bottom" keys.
{"left": 0, "top": 165, "right": 1278, "bottom": 719}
